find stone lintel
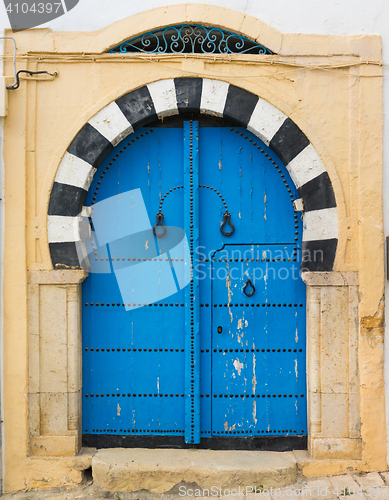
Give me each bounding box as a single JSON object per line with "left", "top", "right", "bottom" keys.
{"left": 302, "top": 271, "right": 358, "bottom": 287}
{"left": 28, "top": 270, "right": 88, "bottom": 285}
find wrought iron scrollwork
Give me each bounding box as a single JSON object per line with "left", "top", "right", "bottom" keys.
{"left": 243, "top": 279, "right": 255, "bottom": 297}
{"left": 220, "top": 211, "right": 235, "bottom": 237}
{"left": 108, "top": 25, "right": 273, "bottom": 55}
{"left": 153, "top": 212, "right": 166, "bottom": 238}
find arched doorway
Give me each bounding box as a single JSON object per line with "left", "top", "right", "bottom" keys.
{"left": 81, "top": 114, "right": 307, "bottom": 449}
{"left": 47, "top": 77, "right": 339, "bottom": 452}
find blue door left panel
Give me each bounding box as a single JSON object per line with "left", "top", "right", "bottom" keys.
{"left": 82, "top": 127, "right": 187, "bottom": 436}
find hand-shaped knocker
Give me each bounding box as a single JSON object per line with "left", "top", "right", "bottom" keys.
{"left": 153, "top": 212, "right": 166, "bottom": 238}
{"left": 220, "top": 211, "right": 235, "bottom": 237}
{"left": 243, "top": 279, "right": 255, "bottom": 297}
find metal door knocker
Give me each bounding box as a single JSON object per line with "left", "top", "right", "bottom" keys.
{"left": 153, "top": 212, "right": 166, "bottom": 238}
{"left": 220, "top": 211, "right": 235, "bottom": 237}
{"left": 243, "top": 279, "right": 255, "bottom": 297}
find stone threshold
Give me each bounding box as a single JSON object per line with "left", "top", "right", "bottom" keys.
{"left": 91, "top": 448, "right": 298, "bottom": 493}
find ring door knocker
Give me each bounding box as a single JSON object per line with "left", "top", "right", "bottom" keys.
{"left": 220, "top": 211, "right": 235, "bottom": 237}
{"left": 153, "top": 212, "right": 166, "bottom": 238}
{"left": 243, "top": 278, "right": 255, "bottom": 297}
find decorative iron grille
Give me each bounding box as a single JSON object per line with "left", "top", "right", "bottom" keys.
{"left": 108, "top": 25, "right": 273, "bottom": 55}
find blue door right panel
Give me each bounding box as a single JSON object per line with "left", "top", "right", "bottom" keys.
{"left": 197, "top": 127, "right": 306, "bottom": 438}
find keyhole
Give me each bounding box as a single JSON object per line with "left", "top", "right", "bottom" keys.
{"left": 217, "top": 326, "right": 223, "bottom": 334}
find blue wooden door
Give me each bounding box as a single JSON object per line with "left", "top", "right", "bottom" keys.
{"left": 82, "top": 119, "right": 306, "bottom": 445}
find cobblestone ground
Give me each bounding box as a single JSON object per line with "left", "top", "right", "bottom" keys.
{"left": 3, "top": 472, "right": 389, "bottom": 500}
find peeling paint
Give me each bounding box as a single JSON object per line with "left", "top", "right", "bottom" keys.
{"left": 252, "top": 349, "right": 257, "bottom": 394}
{"left": 226, "top": 263, "right": 233, "bottom": 323}
{"left": 233, "top": 358, "right": 244, "bottom": 376}
{"left": 361, "top": 297, "right": 384, "bottom": 348}
{"left": 117, "top": 403, "right": 121, "bottom": 416}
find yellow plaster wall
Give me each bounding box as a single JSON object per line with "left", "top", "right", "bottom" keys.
{"left": 1, "top": 4, "right": 385, "bottom": 492}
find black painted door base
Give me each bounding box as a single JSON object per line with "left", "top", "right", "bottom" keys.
{"left": 82, "top": 434, "right": 307, "bottom": 451}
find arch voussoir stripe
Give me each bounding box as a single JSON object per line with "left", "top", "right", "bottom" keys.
{"left": 247, "top": 99, "right": 288, "bottom": 146}
{"left": 55, "top": 152, "right": 97, "bottom": 191}
{"left": 301, "top": 239, "right": 338, "bottom": 272}
{"left": 285, "top": 143, "right": 327, "bottom": 189}
{"left": 68, "top": 122, "right": 113, "bottom": 169}
{"left": 48, "top": 77, "right": 338, "bottom": 271}
{"left": 116, "top": 86, "right": 158, "bottom": 130}
{"left": 298, "top": 172, "right": 337, "bottom": 212}
{"left": 49, "top": 241, "right": 81, "bottom": 268}
{"left": 147, "top": 79, "right": 178, "bottom": 118}
{"left": 200, "top": 79, "right": 230, "bottom": 117}
{"left": 88, "top": 101, "right": 133, "bottom": 146}
{"left": 269, "top": 118, "right": 311, "bottom": 166}
{"left": 175, "top": 78, "right": 203, "bottom": 113}
{"left": 223, "top": 85, "right": 259, "bottom": 127}
{"left": 48, "top": 182, "right": 88, "bottom": 217}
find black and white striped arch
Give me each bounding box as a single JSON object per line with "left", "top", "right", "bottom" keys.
{"left": 48, "top": 78, "right": 338, "bottom": 271}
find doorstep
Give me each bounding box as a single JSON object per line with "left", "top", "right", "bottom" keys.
{"left": 92, "top": 448, "right": 297, "bottom": 494}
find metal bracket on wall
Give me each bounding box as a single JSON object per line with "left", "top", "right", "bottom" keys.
{"left": 293, "top": 199, "right": 304, "bottom": 212}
